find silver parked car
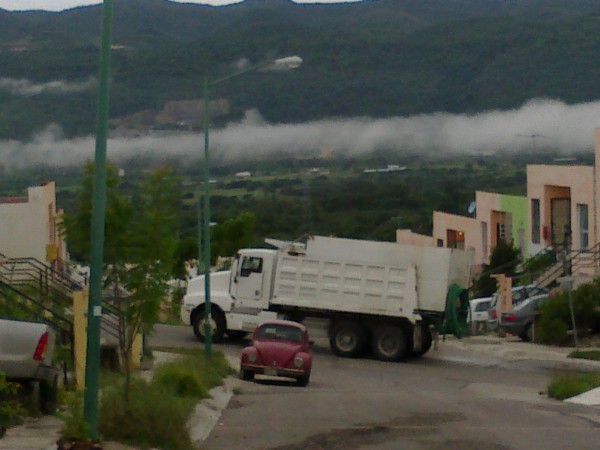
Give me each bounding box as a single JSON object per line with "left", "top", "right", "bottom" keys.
{"left": 488, "top": 284, "right": 548, "bottom": 331}
{"left": 498, "top": 293, "right": 549, "bottom": 341}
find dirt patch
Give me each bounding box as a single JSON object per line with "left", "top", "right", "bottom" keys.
{"left": 226, "top": 398, "right": 244, "bottom": 409}
{"left": 266, "top": 412, "right": 466, "bottom": 450}
{"left": 426, "top": 440, "right": 511, "bottom": 450}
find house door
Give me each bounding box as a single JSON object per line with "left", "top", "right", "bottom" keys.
{"left": 551, "top": 198, "right": 571, "bottom": 249}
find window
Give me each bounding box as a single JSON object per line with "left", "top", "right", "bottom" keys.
{"left": 446, "top": 229, "right": 465, "bottom": 250}
{"left": 577, "top": 203, "right": 589, "bottom": 249}
{"left": 475, "top": 301, "right": 491, "bottom": 312}
{"left": 531, "top": 199, "right": 540, "bottom": 244}
{"left": 240, "top": 256, "right": 263, "bottom": 277}
{"left": 257, "top": 324, "right": 302, "bottom": 343}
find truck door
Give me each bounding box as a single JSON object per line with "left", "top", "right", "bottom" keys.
{"left": 233, "top": 255, "right": 265, "bottom": 305}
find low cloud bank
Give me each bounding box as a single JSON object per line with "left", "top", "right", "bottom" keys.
{"left": 1, "top": 98, "right": 600, "bottom": 170}
{"left": 0, "top": 76, "right": 96, "bottom": 96}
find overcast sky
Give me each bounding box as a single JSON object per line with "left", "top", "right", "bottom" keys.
{"left": 0, "top": 0, "right": 362, "bottom": 11}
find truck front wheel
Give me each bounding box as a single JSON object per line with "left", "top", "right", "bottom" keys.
{"left": 329, "top": 321, "right": 368, "bottom": 358}
{"left": 371, "top": 325, "right": 408, "bottom": 362}
{"left": 193, "top": 306, "right": 226, "bottom": 343}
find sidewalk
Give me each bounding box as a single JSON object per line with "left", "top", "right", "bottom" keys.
{"left": 438, "top": 334, "right": 600, "bottom": 408}
{"left": 1, "top": 339, "right": 599, "bottom": 449}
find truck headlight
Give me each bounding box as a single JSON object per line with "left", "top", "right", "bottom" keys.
{"left": 293, "top": 356, "right": 303, "bottom": 368}
{"left": 248, "top": 353, "right": 257, "bottom": 363}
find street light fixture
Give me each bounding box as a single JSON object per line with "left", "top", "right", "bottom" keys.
{"left": 199, "top": 55, "right": 302, "bottom": 357}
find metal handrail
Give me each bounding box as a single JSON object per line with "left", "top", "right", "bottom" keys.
{"left": 0, "top": 280, "right": 73, "bottom": 335}
{"left": 0, "top": 255, "right": 120, "bottom": 339}
{"left": 470, "top": 242, "right": 600, "bottom": 298}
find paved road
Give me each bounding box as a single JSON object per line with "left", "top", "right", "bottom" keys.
{"left": 152, "top": 324, "right": 600, "bottom": 450}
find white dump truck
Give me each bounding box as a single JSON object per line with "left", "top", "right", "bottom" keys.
{"left": 181, "top": 235, "right": 473, "bottom": 361}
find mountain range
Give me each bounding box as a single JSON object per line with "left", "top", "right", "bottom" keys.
{"left": 2, "top": 0, "right": 600, "bottom": 140}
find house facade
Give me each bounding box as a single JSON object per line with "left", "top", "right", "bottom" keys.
{"left": 0, "top": 182, "right": 67, "bottom": 268}
{"left": 526, "top": 164, "right": 595, "bottom": 257}
{"left": 428, "top": 192, "right": 527, "bottom": 270}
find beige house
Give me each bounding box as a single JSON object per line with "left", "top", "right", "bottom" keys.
{"left": 527, "top": 163, "right": 595, "bottom": 256}
{"left": 0, "top": 182, "right": 67, "bottom": 269}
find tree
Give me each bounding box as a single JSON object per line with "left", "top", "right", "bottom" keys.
{"left": 118, "top": 168, "right": 180, "bottom": 393}
{"left": 61, "top": 161, "right": 132, "bottom": 265}
{"left": 62, "top": 163, "right": 181, "bottom": 398}
{"left": 473, "top": 241, "right": 521, "bottom": 297}
{"left": 212, "top": 212, "right": 256, "bottom": 262}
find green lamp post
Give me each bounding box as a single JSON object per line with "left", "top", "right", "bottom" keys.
{"left": 84, "top": 0, "right": 114, "bottom": 440}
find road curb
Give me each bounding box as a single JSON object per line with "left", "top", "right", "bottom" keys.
{"left": 189, "top": 379, "right": 235, "bottom": 447}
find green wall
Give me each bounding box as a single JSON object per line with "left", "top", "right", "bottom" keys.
{"left": 500, "top": 194, "right": 528, "bottom": 253}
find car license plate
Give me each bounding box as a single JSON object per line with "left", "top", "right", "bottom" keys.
{"left": 264, "top": 367, "right": 277, "bottom": 376}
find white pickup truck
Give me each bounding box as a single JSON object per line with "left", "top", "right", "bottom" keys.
{"left": 0, "top": 317, "right": 59, "bottom": 412}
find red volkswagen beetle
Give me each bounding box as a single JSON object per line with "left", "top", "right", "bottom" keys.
{"left": 240, "top": 320, "right": 312, "bottom": 387}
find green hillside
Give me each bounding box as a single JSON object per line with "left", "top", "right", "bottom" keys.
{"left": 1, "top": 0, "right": 600, "bottom": 140}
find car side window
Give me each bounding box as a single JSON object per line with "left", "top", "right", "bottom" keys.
{"left": 240, "top": 256, "right": 263, "bottom": 277}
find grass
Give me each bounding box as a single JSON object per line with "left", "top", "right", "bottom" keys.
{"left": 57, "top": 349, "right": 235, "bottom": 450}
{"left": 568, "top": 350, "right": 600, "bottom": 361}
{"left": 547, "top": 371, "right": 600, "bottom": 400}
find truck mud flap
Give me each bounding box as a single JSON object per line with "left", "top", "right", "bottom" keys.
{"left": 443, "top": 283, "right": 469, "bottom": 338}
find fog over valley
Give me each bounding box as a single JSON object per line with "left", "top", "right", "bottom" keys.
{"left": 1, "top": 98, "right": 600, "bottom": 170}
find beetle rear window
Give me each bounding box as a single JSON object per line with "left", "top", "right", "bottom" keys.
{"left": 257, "top": 325, "right": 302, "bottom": 343}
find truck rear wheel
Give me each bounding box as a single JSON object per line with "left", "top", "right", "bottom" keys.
{"left": 371, "top": 325, "right": 408, "bottom": 362}
{"left": 329, "top": 321, "right": 368, "bottom": 358}
{"left": 193, "top": 306, "right": 226, "bottom": 343}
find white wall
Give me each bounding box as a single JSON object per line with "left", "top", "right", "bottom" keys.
{"left": 0, "top": 182, "right": 57, "bottom": 261}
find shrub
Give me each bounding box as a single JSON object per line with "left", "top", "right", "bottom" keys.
{"left": 152, "top": 365, "right": 208, "bottom": 399}
{"left": 97, "top": 350, "right": 233, "bottom": 450}
{"left": 538, "top": 278, "right": 600, "bottom": 344}
{"left": 99, "top": 378, "right": 196, "bottom": 450}
{"left": 569, "top": 350, "right": 600, "bottom": 361}
{"left": 166, "top": 350, "right": 234, "bottom": 386}
{"left": 538, "top": 294, "right": 571, "bottom": 345}
{"left": 539, "top": 316, "right": 570, "bottom": 345}
{"left": 0, "top": 372, "right": 26, "bottom": 431}
{"left": 58, "top": 390, "right": 90, "bottom": 442}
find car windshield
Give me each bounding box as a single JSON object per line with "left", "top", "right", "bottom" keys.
{"left": 489, "top": 285, "right": 548, "bottom": 309}
{"left": 513, "top": 285, "right": 547, "bottom": 302}
{"left": 256, "top": 324, "right": 303, "bottom": 343}
{"left": 513, "top": 294, "right": 548, "bottom": 311}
